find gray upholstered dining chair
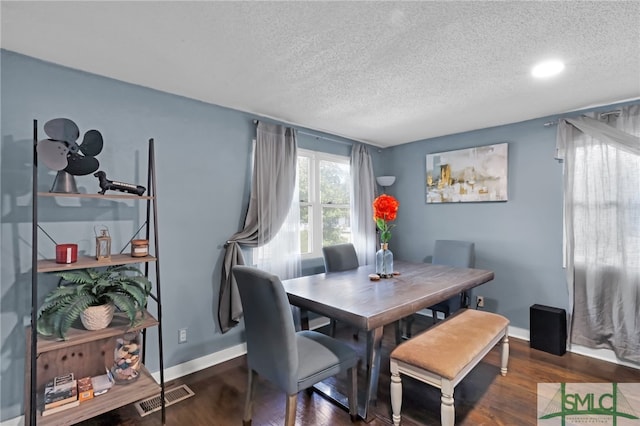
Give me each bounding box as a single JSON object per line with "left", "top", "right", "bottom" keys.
{"left": 232, "top": 265, "right": 359, "bottom": 426}
{"left": 323, "top": 243, "right": 359, "bottom": 273}
{"left": 404, "top": 240, "right": 475, "bottom": 338}
{"left": 322, "top": 243, "right": 360, "bottom": 336}
{"left": 430, "top": 240, "right": 475, "bottom": 316}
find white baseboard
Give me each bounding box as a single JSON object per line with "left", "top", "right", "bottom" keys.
{"left": 151, "top": 342, "right": 247, "bottom": 383}
{"left": 506, "top": 325, "right": 639, "bottom": 370}
{"left": 4, "top": 316, "right": 635, "bottom": 426}
{"left": 151, "top": 316, "right": 331, "bottom": 383}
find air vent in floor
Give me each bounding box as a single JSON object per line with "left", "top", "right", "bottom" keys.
{"left": 134, "top": 384, "right": 195, "bottom": 417}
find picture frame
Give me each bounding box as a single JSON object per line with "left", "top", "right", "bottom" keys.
{"left": 426, "top": 143, "right": 508, "bottom": 203}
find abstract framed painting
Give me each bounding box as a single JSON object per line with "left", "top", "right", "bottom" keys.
{"left": 426, "top": 143, "right": 508, "bottom": 203}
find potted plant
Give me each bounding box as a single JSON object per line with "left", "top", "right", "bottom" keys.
{"left": 37, "top": 265, "right": 152, "bottom": 339}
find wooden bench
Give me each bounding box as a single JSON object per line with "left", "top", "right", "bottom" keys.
{"left": 389, "top": 309, "right": 509, "bottom": 426}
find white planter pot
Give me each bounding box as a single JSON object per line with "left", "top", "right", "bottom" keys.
{"left": 81, "top": 303, "right": 115, "bottom": 330}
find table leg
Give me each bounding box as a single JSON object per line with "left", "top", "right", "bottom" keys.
{"left": 363, "top": 326, "right": 384, "bottom": 420}
{"left": 311, "top": 325, "right": 384, "bottom": 422}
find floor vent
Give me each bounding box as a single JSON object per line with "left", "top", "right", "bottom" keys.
{"left": 134, "top": 384, "right": 195, "bottom": 417}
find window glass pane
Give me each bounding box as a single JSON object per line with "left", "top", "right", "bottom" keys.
{"left": 300, "top": 205, "right": 310, "bottom": 254}
{"left": 322, "top": 206, "right": 350, "bottom": 246}
{"left": 573, "top": 144, "right": 640, "bottom": 267}
{"left": 320, "top": 160, "right": 349, "bottom": 204}
{"left": 298, "top": 156, "right": 309, "bottom": 203}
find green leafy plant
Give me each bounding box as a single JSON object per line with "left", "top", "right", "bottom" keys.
{"left": 37, "top": 265, "right": 152, "bottom": 339}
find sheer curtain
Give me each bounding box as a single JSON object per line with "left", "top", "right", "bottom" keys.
{"left": 556, "top": 104, "right": 640, "bottom": 362}
{"left": 218, "top": 122, "right": 299, "bottom": 333}
{"left": 350, "top": 143, "right": 376, "bottom": 265}
{"left": 254, "top": 160, "right": 301, "bottom": 280}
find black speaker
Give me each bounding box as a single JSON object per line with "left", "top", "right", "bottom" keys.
{"left": 530, "top": 304, "right": 567, "bottom": 356}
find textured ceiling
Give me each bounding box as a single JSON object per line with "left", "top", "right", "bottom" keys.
{"left": 2, "top": 1, "right": 639, "bottom": 147}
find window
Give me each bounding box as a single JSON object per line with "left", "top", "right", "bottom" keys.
{"left": 572, "top": 143, "right": 640, "bottom": 268}
{"left": 298, "top": 149, "right": 352, "bottom": 258}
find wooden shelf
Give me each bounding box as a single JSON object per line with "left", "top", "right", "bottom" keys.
{"left": 38, "top": 192, "right": 153, "bottom": 200}
{"left": 37, "top": 254, "right": 157, "bottom": 273}
{"left": 27, "top": 135, "right": 165, "bottom": 425}
{"left": 36, "top": 310, "right": 159, "bottom": 354}
{"left": 36, "top": 365, "right": 160, "bottom": 426}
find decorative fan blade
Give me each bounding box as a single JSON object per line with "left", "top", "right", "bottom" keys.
{"left": 64, "top": 153, "right": 99, "bottom": 175}
{"left": 80, "top": 130, "right": 104, "bottom": 156}
{"left": 44, "top": 118, "right": 79, "bottom": 144}
{"left": 37, "top": 139, "right": 69, "bottom": 171}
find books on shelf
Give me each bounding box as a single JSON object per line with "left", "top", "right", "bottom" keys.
{"left": 77, "top": 376, "right": 94, "bottom": 402}
{"left": 52, "top": 372, "right": 74, "bottom": 389}
{"left": 42, "top": 373, "right": 78, "bottom": 414}
{"left": 41, "top": 400, "right": 80, "bottom": 417}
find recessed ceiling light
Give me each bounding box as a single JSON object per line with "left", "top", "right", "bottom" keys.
{"left": 531, "top": 60, "right": 565, "bottom": 78}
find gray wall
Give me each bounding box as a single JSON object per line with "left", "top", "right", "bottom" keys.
{"left": 0, "top": 50, "right": 376, "bottom": 421}
{"left": 383, "top": 119, "right": 567, "bottom": 327}
{"left": 1, "top": 49, "right": 637, "bottom": 421}
{"left": 382, "top": 99, "right": 638, "bottom": 329}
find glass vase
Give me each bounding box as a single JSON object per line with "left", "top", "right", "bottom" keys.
{"left": 375, "top": 242, "right": 394, "bottom": 278}
{"left": 110, "top": 331, "right": 142, "bottom": 384}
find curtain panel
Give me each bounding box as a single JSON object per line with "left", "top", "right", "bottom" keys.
{"left": 556, "top": 104, "right": 640, "bottom": 362}
{"left": 218, "top": 122, "right": 298, "bottom": 333}
{"left": 350, "top": 143, "right": 377, "bottom": 265}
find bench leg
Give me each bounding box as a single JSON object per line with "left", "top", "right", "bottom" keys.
{"left": 390, "top": 360, "right": 402, "bottom": 426}
{"left": 501, "top": 333, "right": 509, "bottom": 376}
{"left": 440, "top": 380, "right": 455, "bottom": 426}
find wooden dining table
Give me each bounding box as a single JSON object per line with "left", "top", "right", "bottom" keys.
{"left": 281, "top": 260, "right": 494, "bottom": 422}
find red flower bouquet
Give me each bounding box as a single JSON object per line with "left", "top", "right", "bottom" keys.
{"left": 373, "top": 194, "right": 399, "bottom": 243}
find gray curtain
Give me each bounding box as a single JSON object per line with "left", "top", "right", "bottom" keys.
{"left": 350, "top": 143, "right": 376, "bottom": 265}
{"left": 556, "top": 105, "right": 640, "bottom": 362}
{"left": 218, "top": 122, "right": 298, "bottom": 333}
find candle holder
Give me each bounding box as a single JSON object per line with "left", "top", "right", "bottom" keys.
{"left": 95, "top": 226, "right": 111, "bottom": 262}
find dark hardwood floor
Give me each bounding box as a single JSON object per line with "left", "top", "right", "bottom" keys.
{"left": 78, "top": 316, "right": 640, "bottom": 426}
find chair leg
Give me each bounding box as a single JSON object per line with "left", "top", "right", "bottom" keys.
{"left": 329, "top": 318, "right": 337, "bottom": 337}
{"left": 299, "top": 308, "right": 309, "bottom": 331}
{"left": 347, "top": 366, "right": 358, "bottom": 422}
{"left": 440, "top": 380, "right": 455, "bottom": 426}
{"left": 461, "top": 291, "right": 469, "bottom": 308}
{"left": 243, "top": 369, "right": 257, "bottom": 426}
{"left": 390, "top": 360, "right": 402, "bottom": 426}
{"left": 433, "top": 307, "right": 449, "bottom": 323}
{"left": 285, "top": 394, "right": 297, "bottom": 426}
{"left": 501, "top": 333, "right": 509, "bottom": 376}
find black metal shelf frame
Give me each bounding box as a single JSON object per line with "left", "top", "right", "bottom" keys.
{"left": 29, "top": 119, "right": 166, "bottom": 425}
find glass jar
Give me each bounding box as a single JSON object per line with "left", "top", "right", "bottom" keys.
{"left": 130, "top": 239, "right": 149, "bottom": 257}
{"left": 375, "top": 242, "right": 394, "bottom": 278}
{"left": 110, "top": 332, "right": 142, "bottom": 384}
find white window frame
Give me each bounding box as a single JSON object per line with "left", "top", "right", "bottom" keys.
{"left": 298, "top": 149, "right": 351, "bottom": 259}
